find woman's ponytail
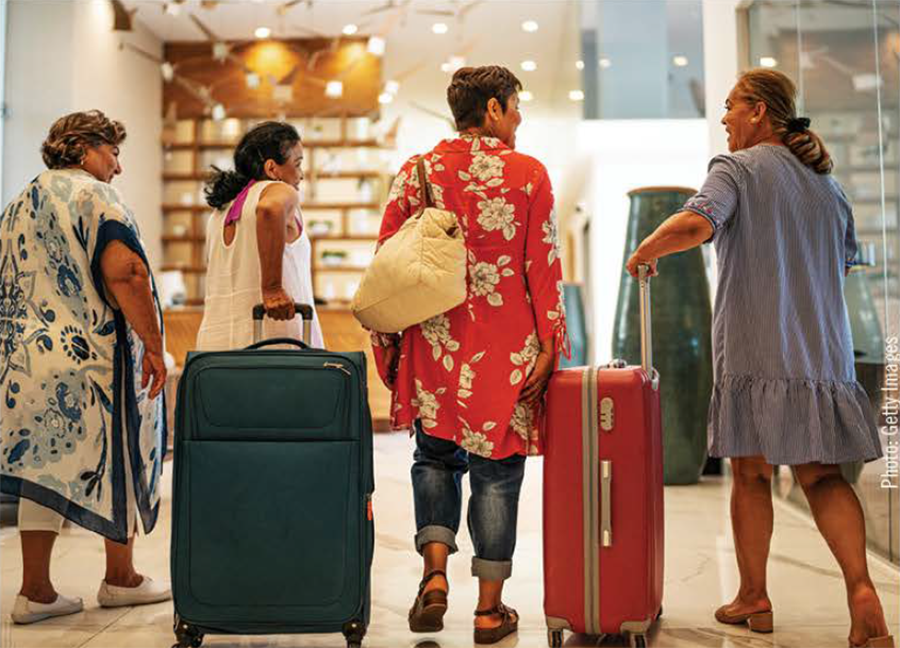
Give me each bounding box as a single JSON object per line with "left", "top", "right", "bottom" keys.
{"left": 203, "top": 121, "right": 301, "bottom": 209}
{"left": 205, "top": 168, "right": 251, "bottom": 209}
{"left": 738, "top": 68, "right": 834, "bottom": 175}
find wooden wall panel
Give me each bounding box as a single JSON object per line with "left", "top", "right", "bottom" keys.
{"left": 163, "top": 38, "right": 381, "bottom": 118}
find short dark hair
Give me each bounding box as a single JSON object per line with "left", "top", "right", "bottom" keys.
{"left": 41, "top": 110, "right": 126, "bottom": 169}
{"left": 204, "top": 121, "right": 301, "bottom": 209}
{"left": 447, "top": 66, "right": 522, "bottom": 131}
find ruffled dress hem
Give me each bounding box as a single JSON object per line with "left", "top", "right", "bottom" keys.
{"left": 708, "top": 373, "right": 883, "bottom": 466}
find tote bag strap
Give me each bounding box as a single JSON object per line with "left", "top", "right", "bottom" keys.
{"left": 416, "top": 156, "right": 434, "bottom": 213}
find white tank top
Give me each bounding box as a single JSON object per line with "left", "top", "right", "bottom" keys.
{"left": 196, "top": 180, "right": 325, "bottom": 351}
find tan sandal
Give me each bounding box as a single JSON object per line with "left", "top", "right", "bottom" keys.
{"left": 850, "top": 635, "right": 895, "bottom": 648}
{"left": 474, "top": 603, "right": 518, "bottom": 645}
{"left": 408, "top": 570, "right": 448, "bottom": 633}
{"left": 714, "top": 605, "right": 773, "bottom": 633}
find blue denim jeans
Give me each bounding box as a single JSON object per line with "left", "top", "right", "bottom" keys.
{"left": 411, "top": 422, "right": 526, "bottom": 581}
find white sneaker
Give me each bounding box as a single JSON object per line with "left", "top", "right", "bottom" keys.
{"left": 11, "top": 593, "right": 84, "bottom": 624}
{"left": 97, "top": 576, "right": 172, "bottom": 608}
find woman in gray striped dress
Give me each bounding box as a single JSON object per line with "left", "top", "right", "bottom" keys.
{"left": 626, "top": 69, "right": 892, "bottom": 648}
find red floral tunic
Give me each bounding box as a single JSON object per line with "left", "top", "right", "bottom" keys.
{"left": 372, "top": 135, "right": 568, "bottom": 459}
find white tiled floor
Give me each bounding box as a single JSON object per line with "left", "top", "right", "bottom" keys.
{"left": 1, "top": 433, "right": 898, "bottom": 648}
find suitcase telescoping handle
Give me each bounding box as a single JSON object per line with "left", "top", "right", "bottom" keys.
{"left": 637, "top": 264, "right": 658, "bottom": 390}
{"left": 251, "top": 302, "right": 314, "bottom": 346}
{"left": 598, "top": 266, "right": 655, "bottom": 550}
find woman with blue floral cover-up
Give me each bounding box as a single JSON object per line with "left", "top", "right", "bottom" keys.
{"left": 0, "top": 111, "right": 171, "bottom": 624}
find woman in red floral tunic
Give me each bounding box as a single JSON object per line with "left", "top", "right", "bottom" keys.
{"left": 372, "top": 66, "right": 567, "bottom": 644}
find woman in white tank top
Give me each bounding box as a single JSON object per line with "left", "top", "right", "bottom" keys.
{"left": 196, "top": 122, "right": 324, "bottom": 350}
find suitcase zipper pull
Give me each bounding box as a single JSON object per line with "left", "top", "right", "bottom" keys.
{"left": 323, "top": 362, "right": 352, "bottom": 376}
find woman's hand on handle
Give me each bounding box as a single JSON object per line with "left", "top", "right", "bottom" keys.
{"left": 626, "top": 254, "right": 658, "bottom": 279}
{"left": 262, "top": 286, "right": 296, "bottom": 321}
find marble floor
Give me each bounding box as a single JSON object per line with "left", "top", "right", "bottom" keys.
{"left": 1, "top": 433, "right": 898, "bottom": 648}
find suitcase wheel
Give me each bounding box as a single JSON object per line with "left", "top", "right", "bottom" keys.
{"left": 629, "top": 633, "right": 647, "bottom": 648}
{"left": 173, "top": 615, "right": 204, "bottom": 648}
{"left": 547, "top": 628, "right": 564, "bottom": 647}
{"left": 342, "top": 619, "right": 365, "bottom": 648}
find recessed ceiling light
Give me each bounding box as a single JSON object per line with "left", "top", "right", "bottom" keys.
{"left": 432, "top": 22, "right": 448, "bottom": 34}
{"left": 245, "top": 72, "right": 261, "bottom": 89}
{"left": 384, "top": 80, "right": 400, "bottom": 95}
{"left": 378, "top": 92, "right": 393, "bottom": 105}
{"left": 520, "top": 60, "right": 537, "bottom": 72}
{"left": 441, "top": 62, "right": 451, "bottom": 73}
{"left": 367, "top": 36, "right": 386, "bottom": 56}
{"left": 211, "top": 103, "right": 226, "bottom": 121}
{"left": 598, "top": 57, "right": 612, "bottom": 69}
{"left": 325, "top": 80, "right": 344, "bottom": 98}
{"left": 760, "top": 56, "right": 778, "bottom": 68}
{"left": 160, "top": 62, "right": 175, "bottom": 82}
{"left": 575, "top": 60, "right": 584, "bottom": 70}
{"left": 342, "top": 24, "right": 358, "bottom": 36}
{"left": 254, "top": 26, "right": 271, "bottom": 39}
{"left": 672, "top": 55, "right": 689, "bottom": 67}
{"left": 519, "top": 90, "right": 533, "bottom": 102}
{"left": 568, "top": 89, "right": 585, "bottom": 102}
{"left": 448, "top": 55, "right": 466, "bottom": 72}
{"left": 522, "top": 20, "right": 538, "bottom": 32}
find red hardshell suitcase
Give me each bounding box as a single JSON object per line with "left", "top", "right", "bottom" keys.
{"left": 543, "top": 266, "right": 664, "bottom": 648}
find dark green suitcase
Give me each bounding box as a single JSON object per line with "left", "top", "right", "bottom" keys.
{"left": 170, "top": 305, "right": 374, "bottom": 648}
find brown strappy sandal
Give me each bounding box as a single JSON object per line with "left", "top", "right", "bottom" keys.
{"left": 408, "top": 570, "right": 448, "bottom": 633}
{"left": 474, "top": 603, "right": 518, "bottom": 645}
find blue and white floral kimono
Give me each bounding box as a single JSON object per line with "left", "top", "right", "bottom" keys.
{"left": 0, "top": 168, "right": 166, "bottom": 543}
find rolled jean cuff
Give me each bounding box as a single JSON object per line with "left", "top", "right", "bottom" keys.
{"left": 415, "top": 525, "right": 458, "bottom": 556}
{"left": 471, "top": 557, "right": 513, "bottom": 581}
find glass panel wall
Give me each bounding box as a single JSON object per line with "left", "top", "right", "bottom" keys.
{"left": 747, "top": 0, "right": 899, "bottom": 565}
{"left": 580, "top": 0, "right": 705, "bottom": 119}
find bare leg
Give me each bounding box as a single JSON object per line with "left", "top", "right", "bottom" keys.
{"left": 475, "top": 579, "right": 517, "bottom": 629}
{"left": 721, "top": 457, "right": 774, "bottom": 615}
{"left": 421, "top": 542, "right": 449, "bottom": 595}
{"left": 19, "top": 531, "right": 58, "bottom": 603}
{"left": 794, "top": 463, "right": 890, "bottom": 646}
{"left": 104, "top": 534, "right": 143, "bottom": 588}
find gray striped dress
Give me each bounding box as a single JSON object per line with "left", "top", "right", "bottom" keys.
{"left": 683, "top": 143, "right": 882, "bottom": 466}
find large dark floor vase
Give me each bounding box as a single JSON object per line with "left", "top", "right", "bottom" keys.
{"left": 613, "top": 187, "right": 713, "bottom": 486}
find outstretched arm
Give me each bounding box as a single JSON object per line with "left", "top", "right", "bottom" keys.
{"left": 625, "top": 211, "right": 713, "bottom": 278}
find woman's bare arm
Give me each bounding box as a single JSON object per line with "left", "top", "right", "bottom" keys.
{"left": 256, "top": 183, "right": 299, "bottom": 321}
{"left": 626, "top": 211, "right": 714, "bottom": 277}
{"left": 100, "top": 241, "right": 166, "bottom": 398}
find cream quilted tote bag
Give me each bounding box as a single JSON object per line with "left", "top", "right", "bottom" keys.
{"left": 351, "top": 157, "right": 467, "bottom": 333}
